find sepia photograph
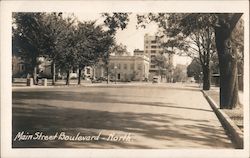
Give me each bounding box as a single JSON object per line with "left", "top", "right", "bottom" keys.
{"left": 1, "top": 0, "right": 249, "bottom": 158}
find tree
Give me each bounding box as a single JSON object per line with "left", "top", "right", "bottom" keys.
{"left": 102, "top": 13, "right": 130, "bottom": 35}
{"left": 187, "top": 58, "right": 203, "bottom": 82}
{"left": 181, "top": 14, "right": 218, "bottom": 90}
{"left": 76, "top": 21, "right": 98, "bottom": 84}
{"left": 173, "top": 64, "right": 187, "bottom": 82}
{"left": 55, "top": 23, "right": 79, "bottom": 85}
{"left": 101, "top": 13, "right": 130, "bottom": 83}
{"left": 138, "top": 13, "right": 216, "bottom": 90}
{"left": 12, "top": 12, "right": 76, "bottom": 85}
{"left": 12, "top": 12, "right": 50, "bottom": 85}
{"left": 97, "top": 31, "right": 115, "bottom": 84}
{"left": 42, "top": 12, "right": 75, "bottom": 85}
{"left": 75, "top": 21, "right": 113, "bottom": 85}
{"left": 233, "top": 19, "right": 244, "bottom": 91}
{"left": 137, "top": 13, "right": 243, "bottom": 108}
{"left": 111, "top": 43, "right": 130, "bottom": 56}
{"left": 214, "top": 13, "right": 243, "bottom": 109}
{"left": 152, "top": 53, "right": 168, "bottom": 81}
{"left": 171, "top": 13, "right": 243, "bottom": 108}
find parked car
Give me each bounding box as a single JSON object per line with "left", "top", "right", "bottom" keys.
{"left": 152, "top": 76, "right": 159, "bottom": 83}
{"left": 98, "top": 77, "right": 107, "bottom": 81}
{"left": 91, "top": 79, "right": 102, "bottom": 83}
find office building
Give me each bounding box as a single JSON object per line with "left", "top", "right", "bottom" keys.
{"left": 144, "top": 34, "right": 173, "bottom": 75}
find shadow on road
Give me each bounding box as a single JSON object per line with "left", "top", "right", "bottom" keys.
{"left": 12, "top": 87, "right": 232, "bottom": 148}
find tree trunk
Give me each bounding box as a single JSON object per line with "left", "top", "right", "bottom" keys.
{"left": 106, "top": 66, "right": 109, "bottom": 84}
{"left": 202, "top": 65, "right": 210, "bottom": 90}
{"left": 52, "top": 61, "right": 56, "bottom": 85}
{"left": 66, "top": 69, "right": 70, "bottom": 85}
{"left": 78, "top": 68, "right": 82, "bottom": 85}
{"left": 215, "top": 28, "right": 238, "bottom": 109}
{"left": 33, "top": 66, "right": 37, "bottom": 85}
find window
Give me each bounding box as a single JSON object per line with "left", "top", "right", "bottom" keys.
{"left": 151, "top": 45, "right": 157, "bottom": 49}
{"left": 151, "top": 55, "right": 156, "bottom": 58}
{"left": 86, "top": 68, "right": 91, "bottom": 74}
{"left": 19, "top": 64, "right": 25, "bottom": 71}
{"left": 150, "top": 65, "right": 156, "bottom": 68}
{"left": 151, "top": 40, "right": 156, "bottom": 43}
{"left": 117, "top": 63, "right": 121, "bottom": 69}
{"left": 130, "top": 63, "right": 134, "bottom": 70}
{"left": 151, "top": 50, "right": 156, "bottom": 54}
{"left": 124, "top": 64, "right": 127, "bottom": 70}
{"left": 137, "top": 64, "right": 142, "bottom": 70}
{"left": 110, "top": 63, "right": 114, "bottom": 69}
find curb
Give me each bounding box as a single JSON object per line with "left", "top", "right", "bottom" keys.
{"left": 201, "top": 90, "right": 243, "bottom": 149}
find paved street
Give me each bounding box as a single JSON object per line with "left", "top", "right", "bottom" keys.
{"left": 12, "top": 83, "right": 233, "bottom": 148}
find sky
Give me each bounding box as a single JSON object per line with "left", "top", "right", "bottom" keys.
{"left": 74, "top": 12, "right": 192, "bottom": 66}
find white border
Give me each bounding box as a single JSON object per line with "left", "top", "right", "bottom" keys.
{"left": 1, "top": 1, "right": 249, "bottom": 158}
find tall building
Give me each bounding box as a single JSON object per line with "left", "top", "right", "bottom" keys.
{"left": 144, "top": 34, "right": 173, "bottom": 75}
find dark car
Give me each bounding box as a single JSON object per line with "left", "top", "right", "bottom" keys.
{"left": 91, "top": 79, "right": 102, "bottom": 83}
{"left": 98, "top": 77, "right": 107, "bottom": 81}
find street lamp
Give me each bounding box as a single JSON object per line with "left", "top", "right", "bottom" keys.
{"left": 114, "top": 66, "right": 117, "bottom": 84}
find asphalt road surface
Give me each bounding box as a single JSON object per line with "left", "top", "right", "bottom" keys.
{"left": 12, "top": 83, "right": 233, "bottom": 148}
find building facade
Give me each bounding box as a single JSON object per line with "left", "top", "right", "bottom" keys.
{"left": 12, "top": 55, "right": 92, "bottom": 79}
{"left": 144, "top": 34, "right": 173, "bottom": 75}
{"left": 133, "top": 49, "right": 144, "bottom": 56}
{"left": 12, "top": 55, "right": 52, "bottom": 78}
{"left": 12, "top": 55, "right": 26, "bottom": 77}
{"left": 95, "top": 55, "right": 150, "bottom": 81}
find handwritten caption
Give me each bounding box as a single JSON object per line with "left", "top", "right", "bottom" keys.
{"left": 14, "top": 131, "right": 133, "bottom": 142}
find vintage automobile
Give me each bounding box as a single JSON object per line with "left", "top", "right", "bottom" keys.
{"left": 152, "top": 76, "right": 159, "bottom": 83}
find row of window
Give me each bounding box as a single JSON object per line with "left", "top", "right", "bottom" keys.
{"left": 145, "top": 50, "right": 162, "bottom": 54}
{"left": 110, "top": 63, "right": 143, "bottom": 70}
{"left": 12, "top": 64, "right": 25, "bottom": 71}
{"left": 150, "top": 65, "right": 156, "bottom": 68}
{"left": 145, "top": 40, "right": 157, "bottom": 44}
{"left": 145, "top": 45, "right": 160, "bottom": 49}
